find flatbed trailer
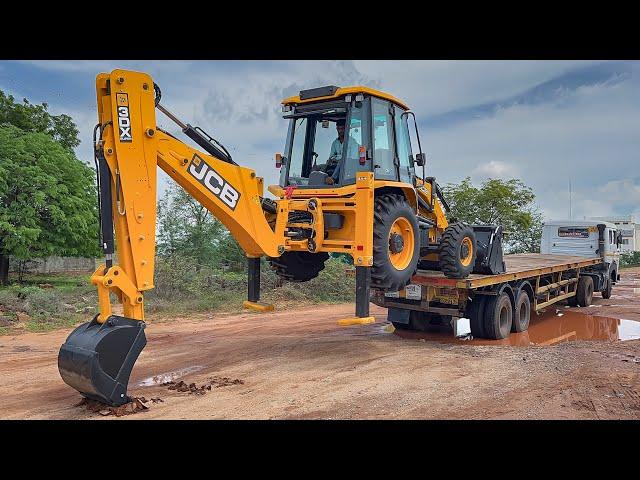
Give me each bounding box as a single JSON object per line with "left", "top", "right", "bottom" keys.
{"left": 371, "top": 253, "right": 612, "bottom": 339}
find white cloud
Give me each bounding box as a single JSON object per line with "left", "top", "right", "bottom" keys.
{"left": 472, "top": 160, "right": 519, "bottom": 179}
{"left": 422, "top": 74, "right": 640, "bottom": 222}
{"left": 5, "top": 60, "right": 639, "bottom": 222}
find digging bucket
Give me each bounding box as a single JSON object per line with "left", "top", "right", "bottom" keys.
{"left": 58, "top": 315, "right": 146, "bottom": 406}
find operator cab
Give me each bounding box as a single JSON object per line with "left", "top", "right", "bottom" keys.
{"left": 278, "top": 86, "right": 419, "bottom": 188}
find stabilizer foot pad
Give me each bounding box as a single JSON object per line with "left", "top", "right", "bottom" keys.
{"left": 243, "top": 301, "right": 275, "bottom": 313}
{"left": 337, "top": 316, "right": 375, "bottom": 326}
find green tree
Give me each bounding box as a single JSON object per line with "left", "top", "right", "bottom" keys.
{"left": 442, "top": 177, "right": 543, "bottom": 253}
{"left": 156, "top": 184, "right": 227, "bottom": 270}
{"left": 0, "top": 125, "right": 99, "bottom": 284}
{"left": 0, "top": 90, "right": 80, "bottom": 151}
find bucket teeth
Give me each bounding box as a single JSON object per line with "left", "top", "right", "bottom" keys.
{"left": 58, "top": 315, "right": 146, "bottom": 406}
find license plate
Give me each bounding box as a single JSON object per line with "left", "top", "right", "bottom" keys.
{"left": 405, "top": 284, "right": 422, "bottom": 300}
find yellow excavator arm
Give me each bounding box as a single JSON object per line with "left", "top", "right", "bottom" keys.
{"left": 90, "top": 70, "right": 291, "bottom": 323}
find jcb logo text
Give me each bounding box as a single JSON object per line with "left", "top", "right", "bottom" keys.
{"left": 188, "top": 155, "right": 240, "bottom": 210}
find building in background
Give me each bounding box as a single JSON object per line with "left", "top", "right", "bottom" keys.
{"left": 589, "top": 215, "right": 639, "bottom": 252}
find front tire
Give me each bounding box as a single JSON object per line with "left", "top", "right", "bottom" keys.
{"left": 439, "top": 223, "right": 477, "bottom": 279}
{"left": 601, "top": 277, "right": 612, "bottom": 299}
{"left": 371, "top": 194, "right": 420, "bottom": 292}
{"left": 576, "top": 276, "right": 594, "bottom": 307}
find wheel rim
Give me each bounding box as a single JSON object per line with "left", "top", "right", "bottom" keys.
{"left": 460, "top": 237, "right": 474, "bottom": 267}
{"left": 499, "top": 304, "right": 510, "bottom": 331}
{"left": 519, "top": 302, "right": 527, "bottom": 320}
{"left": 389, "top": 217, "right": 414, "bottom": 271}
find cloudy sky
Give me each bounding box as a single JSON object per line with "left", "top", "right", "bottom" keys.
{"left": 1, "top": 60, "right": 638, "bottom": 222}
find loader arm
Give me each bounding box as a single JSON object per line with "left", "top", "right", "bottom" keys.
{"left": 58, "top": 69, "right": 288, "bottom": 406}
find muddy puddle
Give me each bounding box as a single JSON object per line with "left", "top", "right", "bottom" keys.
{"left": 393, "top": 310, "right": 640, "bottom": 346}
{"left": 137, "top": 366, "right": 205, "bottom": 387}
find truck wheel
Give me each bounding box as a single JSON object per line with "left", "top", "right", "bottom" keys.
{"left": 601, "top": 277, "right": 612, "bottom": 299}
{"left": 371, "top": 194, "right": 420, "bottom": 292}
{"left": 268, "top": 251, "right": 329, "bottom": 282}
{"left": 439, "top": 223, "right": 477, "bottom": 279}
{"left": 567, "top": 292, "right": 578, "bottom": 307}
{"left": 576, "top": 276, "right": 594, "bottom": 307}
{"left": 512, "top": 290, "right": 531, "bottom": 333}
{"left": 466, "top": 295, "right": 487, "bottom": 338}
{"left": 483, "top": 291, "right": 513, "bottom": 340}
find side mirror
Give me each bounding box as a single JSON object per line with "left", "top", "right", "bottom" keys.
{"left": 414, "top": 152, "right": 426, "bottom": 166}
{"left": 275, "top": 153, "right": 283, "bottom": 169}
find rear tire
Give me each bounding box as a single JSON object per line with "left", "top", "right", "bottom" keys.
{"left": 439, "top": 223, "right": 477, "bottom": 279}
{"left": 483, "top": 291, "right": 513, "bottom": 340}
{"left": 268, "top": 251, "right": 329, "bottom": 282}
{"left": 601, "top": 277, "right": 612, "bottom": 299}
{"left": 512, "top": 290, "right": 531, "bottom": 333}
{"left": 466, "top": 295, "right": 487, "bottom": 338}
{"left": 576, "top": 276, "right": 594, "bottom": 307}
{"left": 371, "top": 194, "right": 420, "bottom": 292}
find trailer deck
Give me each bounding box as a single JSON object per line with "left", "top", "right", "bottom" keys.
{"left": 372, "top": 253, "right": 609, "bottom": 338}
{"left": 409, "top": 253, "right": 602, "bottom": 290}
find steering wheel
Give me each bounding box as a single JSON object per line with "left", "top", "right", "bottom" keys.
{"left": 323, "top": 154, "right": 339, "bottom": 176}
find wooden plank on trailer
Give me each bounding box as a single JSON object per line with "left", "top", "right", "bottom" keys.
{"left": 411, "top": 254, "right": 602, "bottom": 290}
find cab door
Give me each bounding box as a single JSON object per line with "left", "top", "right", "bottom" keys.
{"left": 392, "top": 104, "right": 415, "bottom": 184}
{"left": 371, "top": 98, "right": 397, "bottom": 181}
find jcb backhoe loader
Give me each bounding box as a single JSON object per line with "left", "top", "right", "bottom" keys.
{"left": 58, "top": 69, "right": 505, "bottom": 406}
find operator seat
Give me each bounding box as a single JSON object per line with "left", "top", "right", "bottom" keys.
{"left": 308, "top": 170, "right": 329, "bottom": 186}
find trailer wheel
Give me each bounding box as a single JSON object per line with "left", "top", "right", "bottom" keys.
{"left": 512, "top": 290, "right": 531, "bottom": 333}
{"left": 576, "top": 276, "right": 594, "bottom": 307}
{"left": 371, "top": 194, "right": 420, "bottom": 292}
{"left": 483, "top": 291, "right": 513, "bottom": 340}
{"left": 439, "top": 223, "right": 477, "bottom": 279}
{"left": 601, "top": 277, "right": 612, "bottom": 299}
{"left": 466, "top": 295, "right": 487, "bottom": 338}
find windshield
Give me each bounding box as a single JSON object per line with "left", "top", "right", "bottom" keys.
{"left": 282, "top": 101, "right": 367, "bottom": 187}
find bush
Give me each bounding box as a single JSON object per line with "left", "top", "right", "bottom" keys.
{"left": 0, "top": 281, "right": 97, "bottom": 332}
{"left": 0, "top": 255, "right": 358, "bottom": 333}
{"left": 145, "top": 254, "right": 355, "bottom": 313}
{"left": 621, "top": 251, "right": 640, "bottom": 268}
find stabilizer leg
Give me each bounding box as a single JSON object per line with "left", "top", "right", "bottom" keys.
{"left": 338, "top": 266, "right": 375, "bottom": 326}
{"left": 243, "top": 257, "right": 274, "bottom": 312}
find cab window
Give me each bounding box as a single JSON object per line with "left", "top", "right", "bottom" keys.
{"left": 394, "top": 104, "right": 414, "bottom": 183}
{"left": 338, "top": 102, "right": 366, "bottom": 184}
{"left": 372, "top": 98, "right": 396, "bottom": 181}
{"left": 285, "top": 117, "right": 309, "bottom": 186}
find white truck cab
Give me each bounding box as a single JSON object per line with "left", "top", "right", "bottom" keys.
{"left": 541, "top": 219, "right": 621, "bottom": 289}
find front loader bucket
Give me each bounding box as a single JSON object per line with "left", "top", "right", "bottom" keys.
{"left": 471, "top": 225, "right": 506, "bottom": 275}
{"left": 58, "top": 315, "right": 146, "bottom": 406}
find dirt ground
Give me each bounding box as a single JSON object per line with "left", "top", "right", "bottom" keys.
{"left": 1, "top": 268, "right": 639, "bottom": 420}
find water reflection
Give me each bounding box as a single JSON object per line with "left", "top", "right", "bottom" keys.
{"left": 393, "top": 310, "right": 640, "bottom": 346}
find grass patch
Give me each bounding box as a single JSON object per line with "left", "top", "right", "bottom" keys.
{"left": 24, "top": 314, "right": 82, "bottom": 333}
{"left": 0, "top": 256, "right": 356, "bottom": 334}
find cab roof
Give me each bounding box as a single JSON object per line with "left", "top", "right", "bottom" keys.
{"left": 282, "top": 85, "right": 409, "bottom": 110}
